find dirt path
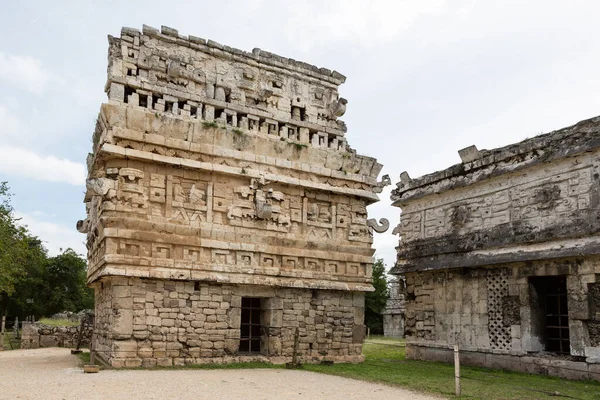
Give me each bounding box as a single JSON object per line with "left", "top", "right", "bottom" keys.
{"left": 0, "top": 348, "right": 441, "bottom": 400}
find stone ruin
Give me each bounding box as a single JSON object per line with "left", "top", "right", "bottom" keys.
{"left": 382, "top": 278, "right": 406, "bottom": 338}
{"left": 78, "top": 25, "right": 390, "bottom": 368}
{"left": 391, "top": 116, "right": 600, "bottom": 380}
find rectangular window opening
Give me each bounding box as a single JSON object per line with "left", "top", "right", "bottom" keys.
{"left": 239, "top": 297, "right": 263, "bottom": 354}
{"left": 529, "top": 275, "right": 570, "bottom": 354}
{"left": 151, "top": 93, "right": 162, "bottom": 110}
{"left": 139, "top": 94, "right": 148, "bottom": 108}
{"left": 123, "top": 86, "right": 135, "bottom": 103}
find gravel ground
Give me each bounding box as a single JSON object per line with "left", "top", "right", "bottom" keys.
{"left": 0, "top": 348, "right": 441, "bottom": 400}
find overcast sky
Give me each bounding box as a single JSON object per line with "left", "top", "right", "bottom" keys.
{"left": 1, "top": 1, "right": 600, "bottom": 270}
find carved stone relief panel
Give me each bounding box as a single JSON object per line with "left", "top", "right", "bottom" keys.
{"left": 348, "top": 205, "right": 372, "bottom": 243}
{"left": 226, "top": 177, "right": 291, "bottom": 232}
{"left": 169, "top": 177, "right": 210, "bottom": 226}
{"left": 114, "top": 168, "right": 147, "bottom": 214}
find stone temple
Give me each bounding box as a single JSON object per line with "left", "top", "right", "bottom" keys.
{"left": 78, "top": 25, "right": 389, "bottom": 368}
{"left": 391, "top": 117, "right": 600, "bottom": 380}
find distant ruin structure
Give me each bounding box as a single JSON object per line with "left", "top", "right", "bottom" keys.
{"left": 391, "top": 117, "right": 600, "bottom": 380}
{"left": 78, "top": 25, "right": 389, "bottom": 368}
{"left": 382, "top": 278, "right": 405, "bottom": 338}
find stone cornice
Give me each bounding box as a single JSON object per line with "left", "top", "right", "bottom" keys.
{"left": 88, "top": 265, "right": 375, "bottom": 292}
{"left": 119, "top": 25, "right": 346, "bottom": 86}
{"left": 390, "top": 236, "right": 600, "bottom": 274}
{"left": 392, "top": 115, "right": 600, "bottom": 205}
{"left": 97, "top": 143, "right": 380, "bottom": 202}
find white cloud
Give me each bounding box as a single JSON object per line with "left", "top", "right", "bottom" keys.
{"left": 0, "top": 52, "right": 55, "bottom": 95}
{"left": 283, "top": 0, "right": 447, "bottom": 49}
{"left": 0, "top": 104, "right": 21, "bottom": 139}
{"left": 14, "top": 210, "right": 86, "bottom": 257}
{"left": 373, "top": 232, "right": 399, "bottom": 272}
{"left": 0, "top": 146, "right": 85, "bottom": 186}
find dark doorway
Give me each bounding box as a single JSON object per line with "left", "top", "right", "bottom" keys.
{"left": 240, "top": 297, "right": 262, "bottom": 354}
{"left": 529, "top": 276, "right": 570, "bottom": 354}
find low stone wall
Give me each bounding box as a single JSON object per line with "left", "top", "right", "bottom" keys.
{"left": 20, "top": 322, "right": 92, "bottom": 349}
{"left": 407, "top": 344, "right": 600, "bottom": 381}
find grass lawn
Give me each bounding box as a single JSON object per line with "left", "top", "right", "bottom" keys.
{"left": 0, "top": 324, "right": 21, "bottom": 350}
{"left": 0, "top": 333, "right": 20, "bottom": 350}
{"left": 304, "top": 343, "right": 600, "bottom": 400}
{"left": 38, "top": 318, "right": 80, "bottom": 327}
{"left": 365, "top": 335, "right": 406, "bottom": 345}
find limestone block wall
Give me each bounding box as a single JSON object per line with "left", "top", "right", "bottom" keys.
{"left": 93, "top": 277, "right": 365, "bottom": 367}
{"left": 404, "top": 258, "right": 600, "bottom": 359}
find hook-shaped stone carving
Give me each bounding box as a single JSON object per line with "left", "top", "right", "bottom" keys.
{"left": 76, "top": 219, "right": 90, "bottom": 234}
{"left": 373, "top": 174, "right": 391, "bottom": 193}
{"left": 367, "top": 218, "right": 390, "bottom": 233}
{"left": 86, "top": 178, "right": 114, "bottom": 197}
{"left": 392, "top": 223, "right": 401, "bottom": 236}
{"left": 329, "top": 97, "right": 347, "bottom": 118}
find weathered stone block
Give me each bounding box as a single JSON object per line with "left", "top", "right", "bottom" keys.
{"left": 112, "top": 309, "right": 133, "bottom": 338}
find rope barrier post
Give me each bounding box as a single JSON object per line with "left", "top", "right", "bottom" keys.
{"left": 0, "top": 315, "right": 6, "bottom": 351}
{"left": 454, "top": 344, "right": 461, "bottom": 397}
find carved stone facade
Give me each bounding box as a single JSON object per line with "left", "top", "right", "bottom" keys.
{"left": 79, "top": 25, "right": 388, "bottom": 368}
{"left": 392, "top": 116, "right": 600, "bottom": 380}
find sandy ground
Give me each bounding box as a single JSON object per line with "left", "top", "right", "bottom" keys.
{"left": 0, "top": 348, "right": 441, "bottom": 400}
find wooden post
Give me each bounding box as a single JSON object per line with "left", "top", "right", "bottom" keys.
{"left": 367, "top": 327, "right": 370, "bottom": 340}
{"left": 454, "top": 344, "right": 461, "bottom": 397}
{"left": 71, "top": 319, "right": 85, "bottom": 354}
{"left": 90, "top": 342, "right": 96, "bottom": 366}
{"left": 0, "top": 315, "right": 6, "bottom": 351}
{"left": 292, "top": 327, "right": 299, "bottom": 365}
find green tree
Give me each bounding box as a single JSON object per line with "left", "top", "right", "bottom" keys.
{"left": 43, "top": 249, "right": 94, "bottom": 315}
{"left": 0, "top": 182, "right": 38, "bottom": 319}
{"left": 9, "top": 248, "right": 93, "bottom": 319}
{"left": 4, "top": 236, "right": 47, "bottom": 318}
{"left": 365, "top": 258, "right": 389, "bottom": 334}
{"left": 0, "top": 182, "right": 93, "bottom": 320}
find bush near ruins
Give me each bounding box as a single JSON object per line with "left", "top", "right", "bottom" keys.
{"left": 0, "top": 182, "right": 93, "bottom": 321}
{"left": 365, "top": 258, "right": 388, "bottom": 334}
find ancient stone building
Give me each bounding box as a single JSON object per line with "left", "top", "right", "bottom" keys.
{"left": 78, "top": 25, "right": 389, "bottom": 368}
{"left": 382, "top": 278, "right": 405, "bottom": 338}
{"left": 391, "top": 116, "right": 600, "bottom": 380}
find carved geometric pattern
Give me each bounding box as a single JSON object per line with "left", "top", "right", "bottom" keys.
{"left": 487, "top": 268, "right": 512, "bottom": 351}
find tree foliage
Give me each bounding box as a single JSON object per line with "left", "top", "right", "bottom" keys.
{"left": 365, "top": 258, "right": 389, "bottom": 334}
{"left": 0, "top": 182, "right": 31, "bottom": 313}
{"left": 0, "top": 182, "right": 93, "bottom": 320}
